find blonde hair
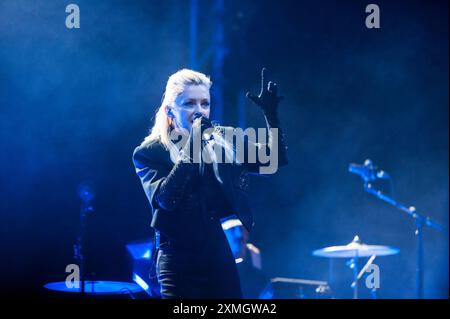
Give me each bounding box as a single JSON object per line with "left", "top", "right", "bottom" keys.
{"left": 143, "top": 69, "right": 238, "bottom": 183}
{"left": 143, "top": 68, "right": 212, "bottom": 149}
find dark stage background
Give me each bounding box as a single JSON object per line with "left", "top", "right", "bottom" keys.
{"left": 0, "top": 0, "right": 448, "bottom": 298}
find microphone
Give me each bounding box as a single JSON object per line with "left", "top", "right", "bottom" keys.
{"left": 348, "top": 159, "right": 390, "bottom": 182}
{"left": 193, "top": 112, "right": 214, "bottom": 129}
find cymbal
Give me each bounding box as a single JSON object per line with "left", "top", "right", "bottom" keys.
{"left": 313, "top": 236, "right": 400, "bottom": 258}
{"left": 44, "top": 281, "right": 143, "bottom": 295}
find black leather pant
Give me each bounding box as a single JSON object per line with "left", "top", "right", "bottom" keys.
{"left": 155, "top": 226, "right": 242, "bottom": 299}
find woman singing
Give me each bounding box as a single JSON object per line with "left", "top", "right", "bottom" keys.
{"left": 132, "top": 68, "right": 288, "bottom": 298}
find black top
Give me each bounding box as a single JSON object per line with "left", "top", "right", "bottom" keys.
{"left": 132, "top": 125, "right": 288, "bottom": 248}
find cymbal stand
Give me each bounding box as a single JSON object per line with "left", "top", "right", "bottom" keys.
{"left": 350, "top": 255, "right": 377, "bottom": 299}
{"left": 347, "top": 254, "right": 359, "bottom": 299}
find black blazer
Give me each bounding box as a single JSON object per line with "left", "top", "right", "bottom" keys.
{"left": 132, "top": 138, "right": 255, "bottom": 241}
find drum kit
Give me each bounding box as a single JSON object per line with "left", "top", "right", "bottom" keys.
{"left": 312, "top": 235, "right": 399, "bottom": 299}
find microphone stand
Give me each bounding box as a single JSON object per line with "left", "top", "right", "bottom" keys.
{"left": 74, "top": 183, "right": 95, "bottom": 298}
{"left": 363, "top": 181, "right": 447, "bottom": 299}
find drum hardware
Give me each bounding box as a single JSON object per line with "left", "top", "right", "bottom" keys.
{"left": 313, "top": 235, "right": 400, "bottom": 299}
{"left": 260, "top": 277, "right": 332, "bottom": 299}
{"left": 350, "top": 254, "right": 377, "bottom": 299}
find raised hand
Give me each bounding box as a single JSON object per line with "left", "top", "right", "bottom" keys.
{"left": 246, "top": 68, "right": 283, "bottom": 115}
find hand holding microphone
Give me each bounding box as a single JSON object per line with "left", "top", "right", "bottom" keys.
{"left": 192, "top": 112, "right": 215, "bottom": 142}
{"left": 192, "top": 112, "right": 213, "bottom": 132}
{"left": 179, "top": 113, "right": 213, "bottom": 163}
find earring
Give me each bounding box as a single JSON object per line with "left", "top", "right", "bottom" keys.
{"left": 168, "top": 116, "right": 173, "bottom": 126}
{"left": 167, "top": 108, "right": 174, "bottom": 126}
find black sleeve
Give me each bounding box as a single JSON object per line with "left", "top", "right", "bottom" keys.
{"left": 132, "top": 143, "right": 197, "bottom": 212}
{"left": 238, "top": 115, "right": 288, "bottom": 175}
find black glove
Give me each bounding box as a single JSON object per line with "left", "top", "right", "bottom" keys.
{"left": 246, "top": 68, "right": 284, "bottom": 116}
{"left": 246, "top": 68, "right": 289, "bottom": 169}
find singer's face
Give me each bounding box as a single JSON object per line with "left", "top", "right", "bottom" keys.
{"left": 172, "top": 84, "right": 211, "bottom": 132}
